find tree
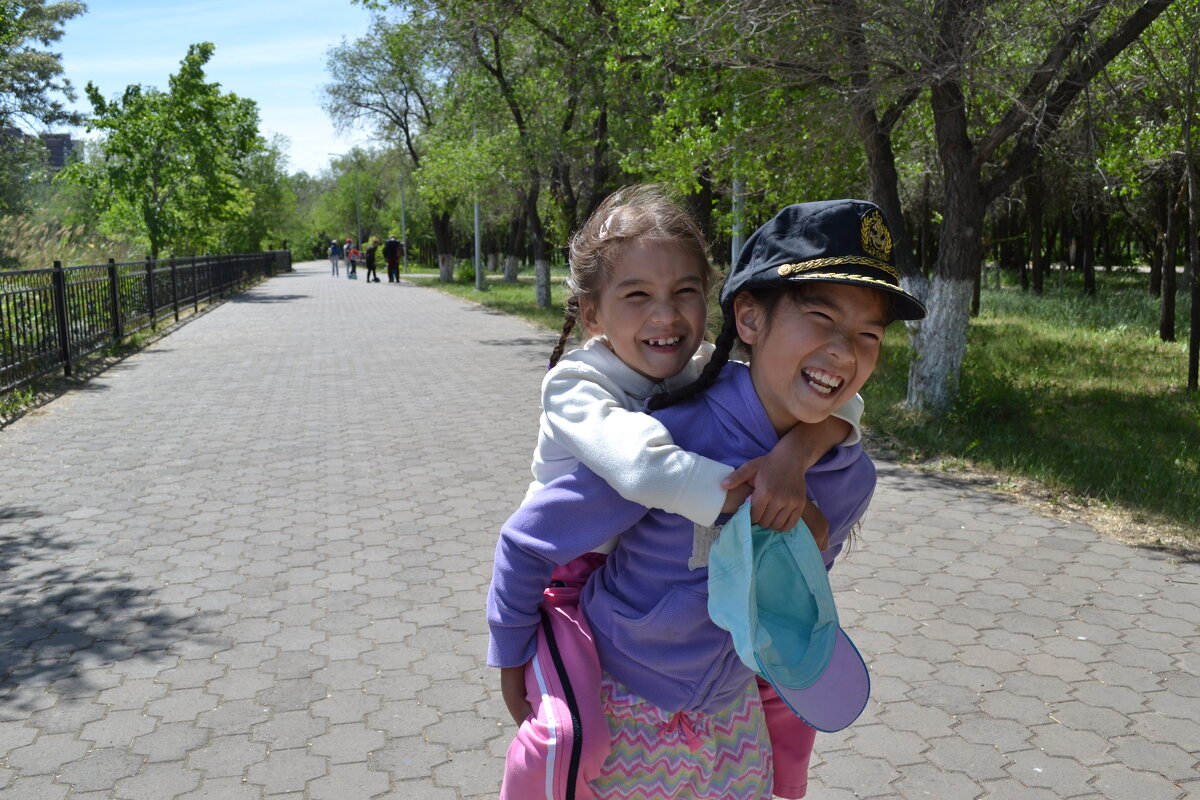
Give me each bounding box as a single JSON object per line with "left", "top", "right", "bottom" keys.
{"left": 325, "top": 13, "right": 463, "bottom": 280}
{"left": 60, "top": 43, "right": 262, "bottom": 258}
{"left": 217, "top": 135, "right": 297, "bottom": 253}
{"left": 0, "top": 0, "right": 84, "bottom": 130}
{"left": 664, "top": 0, "right": 1174, "bottom": 412}
{"left": 0, "top": 0, "right": 86, "bottom": 213}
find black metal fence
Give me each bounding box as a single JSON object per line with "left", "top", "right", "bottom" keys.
{"left": 0, "top": 251, "right": 292, "bottom": 395}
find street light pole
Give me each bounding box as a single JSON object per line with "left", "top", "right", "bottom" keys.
{"left": 354, "top": 173, "right": 362, "bottom": 251}
{"left": 400, "top": 180, "right": 407, "bottom": 272}
{"left": 473, "top": 122, "right": 486, "bottom": 291}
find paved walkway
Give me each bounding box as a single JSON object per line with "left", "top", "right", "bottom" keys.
{"left": 0, "top": 261, "right": 1196, "bottom": 800}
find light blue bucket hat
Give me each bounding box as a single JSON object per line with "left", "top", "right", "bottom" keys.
{"left": 708, "top": 502, "right": 870, "bottom": 732}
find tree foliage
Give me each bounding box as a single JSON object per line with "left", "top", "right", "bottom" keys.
{"left": 0, "top": 0, "right": 86, "bottom": 213}
{"left": 60, "top": 43, "right": 263, "bottom": 258}
{"left": 327, "top": 0, "right": 1190, "bottom": 399}
{"left": 0, "top": 0, "right": 85, "bottom": 130}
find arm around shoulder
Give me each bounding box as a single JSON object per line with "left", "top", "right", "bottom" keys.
{"left": 541, "top": 362, "right": 733, "bottom": 526}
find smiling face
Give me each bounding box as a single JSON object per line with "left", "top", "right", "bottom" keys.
{"left": 734, "top": 283, "right": 888, "bottom": 435}
{"left": 579, "top": 241, "right": 709, "bottom": 381}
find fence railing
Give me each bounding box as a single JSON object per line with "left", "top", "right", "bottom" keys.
{"left": 1, "top": 250, "right": 292, "bottom": 395}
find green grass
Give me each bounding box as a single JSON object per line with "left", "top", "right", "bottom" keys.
{"left": 406, "top": 272, "right": 572, "bottom": 332}
{"left": 409, "top": 268, "right": 1199, "bottom": 540}
{"left": 865, "top": 272, "right": 1197, "bottom": 539}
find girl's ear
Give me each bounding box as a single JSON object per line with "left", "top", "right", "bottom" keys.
{"left": 733, "top": 293, "right": 763, "bottom": 345}
{"left": 578, "top": 297, "right": 604, "bottom": 336}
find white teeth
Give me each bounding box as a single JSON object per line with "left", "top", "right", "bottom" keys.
{"left": 804, "top": 369, "right": 843, "bottom": 394}
{"left": 648, "top": 337, "right": 680, "bottom": 347}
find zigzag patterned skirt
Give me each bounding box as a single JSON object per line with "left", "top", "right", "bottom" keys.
{"left": 589, "top": 675, "right": 773, "bottom": 799}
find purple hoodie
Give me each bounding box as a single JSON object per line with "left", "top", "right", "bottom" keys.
{"left": 487, "top": 361, "right": 876, "bottom": 714}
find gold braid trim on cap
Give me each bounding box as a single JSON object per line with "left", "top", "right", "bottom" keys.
{"left": 777, "top": 270, "right": 906, "bottom": 290}
{"left": 777, "top": 256, "right": 900, "bottom": 282}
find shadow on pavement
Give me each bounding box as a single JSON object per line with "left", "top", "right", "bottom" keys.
{"left": 0, "top": 505, "right": 218, "bottom": 711}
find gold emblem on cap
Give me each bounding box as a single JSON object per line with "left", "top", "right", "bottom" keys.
{"left": 861, "top": 209, "right": 892, "bottom": 262}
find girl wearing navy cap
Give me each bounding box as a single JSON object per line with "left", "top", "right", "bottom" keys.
{"left": 488, "top": 199, "right": 924, "bottom": 799}
{"left": 498, "top": 186, "right": 863, "bottom": 800}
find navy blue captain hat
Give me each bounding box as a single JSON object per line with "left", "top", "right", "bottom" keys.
{"left": 721, "top": 200, "right": 927, "bottom": 321}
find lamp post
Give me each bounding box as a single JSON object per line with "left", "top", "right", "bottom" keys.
{"left": 473, "top": 123, "right": 486, "bottom": 291}
{"left": 400, "top": 179, "right": 408, "bottom": 272}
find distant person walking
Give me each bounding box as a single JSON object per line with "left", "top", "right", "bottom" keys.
{"left": 365, "top": 238, "right": 381, "bottom": 282}
{"left": 328, "top": 240, "right": 342, "bottom": 276}
{"left": 346, "top": 239, "right": 360, "bottom": 279}
{"left": 383, "top": 235, "right": 402, "bottom": 282}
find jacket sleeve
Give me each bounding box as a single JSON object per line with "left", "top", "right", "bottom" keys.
{"left": 487, "top": 468, "right": 648, "bottom": 668}
{"left": 830, "top": 393, "right": 865, "bottom": 447}
{"left": 540, "top": 364, "right": 733, "bottom": 526}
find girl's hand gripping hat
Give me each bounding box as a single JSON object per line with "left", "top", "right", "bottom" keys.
{"left": 721, "top": 199, "right": 927, "bottom": 321}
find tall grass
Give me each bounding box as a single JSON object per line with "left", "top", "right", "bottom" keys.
{"left": 0, "top": 215, "right": 141, "bottom": 271}
{"left": 411, "top": 268, "right": 1199, "bottom": 538}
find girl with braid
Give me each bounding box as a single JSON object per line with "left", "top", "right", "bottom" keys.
{"left": 490, "top": 199, "right": 926, "bottom": 799}
{"left": 529, "top": 185, "right": 865, "bottom": 539}
{"left": 492, "top": 187, "right": 866, "bottom": 799}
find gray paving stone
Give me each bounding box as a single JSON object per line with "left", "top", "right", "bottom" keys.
{"left": 2, "top": 260, "right": 1198, "bottom": 798}
{"left": 5, "top": 731, "right": 90, "bottom": 774}
{"left": 112, "top": 761, "right": 201, "bottom": 800}
{"left": 176, "top": 775, "right": 264, "bottom": 799}
{"left": 891, "top": 762, "right": 984, "bottom": 799}
{"left": 55, "top": 747, "right": 145, "bottom": 792}
{"left": 249, "top": 709, "right": 327, "bottom": 749}
{"left": 79, "top": 708, "right": 158, "bottom": 748}
{"left": 130, "top": 721, "right": 210, "bottom": 763}
{"left": 307, "top": 762, "right": 391, "bottom": 799}
{"left": 184, "top": 733, "right": 268, "bottom": 777}
{"left": 309, "top": 722, "right": 386, "bottom": 764}
{"left": 0, "top": 775, "right": 70, "bottom": 800}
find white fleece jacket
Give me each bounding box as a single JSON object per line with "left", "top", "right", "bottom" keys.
{"left": 525, "top": 337, "right": 864, "bottom": 538}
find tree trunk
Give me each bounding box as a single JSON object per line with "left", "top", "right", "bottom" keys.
{"left": 1017, "top": 183, "right": 1036, "bottom": 292}
{"left": 1098, "top": 209, "right": 1112, "bottom": 271}
{"left": 907, "top": 76, "right": 987, "bottom": 413}
{"left": 971, "top": 259, "right": 981, "bottom": 317}
{"left": 1081, "top": 206, "right": 1096, "bottom": 296}
{"left": 1190, "top": 166, "right": 1199, "bottom": 389}
{"left": 907, "top": 183, "right": 983, "bottom": 411}
{"left": 503, "top": 204, "right": 525, "bottom": 283}
{"left": 839, "top": 1, "right": 921, "bottom": 281}
{"left": 856, "top": 108, "right": 919, "bottom": 280}
{"left": 907, "top": 275, "right": 974, "bottom": 413}
{"left": 432, "top": 210, "right": 454, "bottom": 282}
{"left": 1035, "top": 222, "right": 1052, "bottom": 295}
{"left": 1150, "top": 235, "right": 1164, "bottom": 296}
{"left": 526, "top": 179, "right": 551, "bottom": 309}
{"left": 920, "top": 173, "right": 934, "bottom": 274}
{"left": 1161, "top": 204, "right": 1178, "bottom": 342}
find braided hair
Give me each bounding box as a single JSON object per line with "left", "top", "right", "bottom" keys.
{"left": 547, "top": 296, "right": 580, "bottom": 368}
{"left": 646, "top": 312, "right": 737, "bottom": 410}
{"left": 547, "top": 185, "right": 713, "bottom": 368}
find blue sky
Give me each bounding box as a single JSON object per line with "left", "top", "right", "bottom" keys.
{"left": 55, "top": 0, "right": 381, "bottom": 174}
